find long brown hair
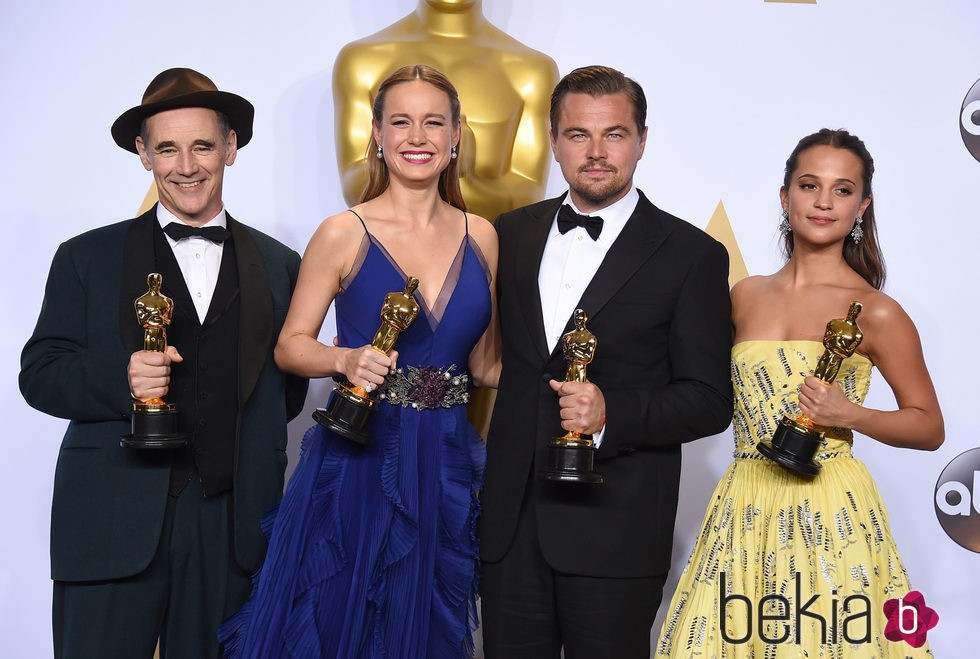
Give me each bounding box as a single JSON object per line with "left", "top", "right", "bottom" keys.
{"left": 781, "top": 128, "right": 886, "bottom": 290}
{"left": 360, "top": 64, "right": 466, "bottom": 211}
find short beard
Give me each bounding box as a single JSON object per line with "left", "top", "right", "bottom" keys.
{"left": 571, "top": 179, "right": 630, "bottom": 209}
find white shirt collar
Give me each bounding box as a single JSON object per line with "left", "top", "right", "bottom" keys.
{"left": 560, "top": 186, "right": 639, "bottom": 245}
{"left": 155, "top": 204, "right": 228, "bottom": 230}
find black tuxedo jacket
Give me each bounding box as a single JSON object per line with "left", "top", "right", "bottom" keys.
{"left": 479, "top": 191, "right": 733, "bottom": 577}
{"left": 20, "top": 207, "right": 307, "bottom": 582}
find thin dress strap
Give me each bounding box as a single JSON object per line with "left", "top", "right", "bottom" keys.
{"left": 348, "top": 208, "right": 369, "bottom": 234}
{"left": 339, "top": 209, "right": 371, "bottom": 293}
{"left": 460, "top": 210, "right": 492, "bottom": 286}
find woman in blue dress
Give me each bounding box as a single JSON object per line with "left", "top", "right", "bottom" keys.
{"left": 220, "top": 64, "right": 499, "bottom": 658}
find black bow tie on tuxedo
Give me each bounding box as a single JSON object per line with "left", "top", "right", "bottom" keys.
{"left": 163, "top": 222, "right": 231, "bottom": 243}
{"left": 557, "top": 204, "right": 603, "bottom": 240}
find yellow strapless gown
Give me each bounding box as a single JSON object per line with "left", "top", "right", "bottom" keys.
{"left": 655, "top": 341, "right": 931, "bottom": 658}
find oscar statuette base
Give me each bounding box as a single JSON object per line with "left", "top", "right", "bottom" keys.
{"left": 756, "top": 416, "right": 822, "bottom": 478}
{"left": 121, "top": 403, "right": 186, "bottom": 449}
{"left": 314, "top": 383, "right": 376, "bottom": 445}
{"left": 540, "top": 437, "right": 603, "bottom": 484}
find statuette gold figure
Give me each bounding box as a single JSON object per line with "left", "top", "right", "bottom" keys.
{"left": 757, "top": 302, "right": 864, "bottom": 477}
{"left": 315, "top": 277, "right": 422, "bottom": 444}
{"left": 121, "top": 273, "right": 186, "bottom": 448}
{"left": 541, "top": 309, "right": 603, "bottom": 484}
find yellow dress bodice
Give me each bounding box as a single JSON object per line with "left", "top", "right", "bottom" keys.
{"left": 731, "top": 340, "right": 873, "bottom": 461}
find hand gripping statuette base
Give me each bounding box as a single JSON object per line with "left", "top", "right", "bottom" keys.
{"left": 314, "top": 277, "right": 421, "bottom": 444}
{"left": 540, "top": 309, "right": 603, "bottom": 484}
{"left": 121, "top": 273, "right": 187, "bottom": 449}
{"left": 757, "top": 302, "right": 864, "bottom": 478}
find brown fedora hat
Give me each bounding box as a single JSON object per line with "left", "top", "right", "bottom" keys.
{"left": 111, "top": 67, "right": 254, "bottom": 153}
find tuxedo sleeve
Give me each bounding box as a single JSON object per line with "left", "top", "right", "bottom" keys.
{"left": 598, "top": 239, "right": 733, "bottom": 454}
{"left": 20, "top": 242, "right": 132, "bottom": 422}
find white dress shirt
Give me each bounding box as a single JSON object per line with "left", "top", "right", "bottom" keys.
{"left": 538, "top": 186, "right": 639, "bottom": 350}
{"left": 156, "top": 205, "right": 227, "bottom": 323}
{"left": 538, "top": 186, "right": 640, "bottom": 444}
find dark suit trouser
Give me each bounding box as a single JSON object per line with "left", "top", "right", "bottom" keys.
{"left": 53, "top": 476, "right": 251, "bottom": 659}
{"left": 481, "top": 486, "right": 666, "bottom": 659}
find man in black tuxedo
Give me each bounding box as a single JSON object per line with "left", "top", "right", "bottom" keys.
{"left": 479, "top": 65, "right": 733, "bottom": 658}
{"left": 19, "top": 68, "right": 307, "bottom": 658}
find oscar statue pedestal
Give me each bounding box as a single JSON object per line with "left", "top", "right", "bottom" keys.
{"left": 541, "top": 435, "right": 603, "bottom": 484}
{"left": 756, "top": 417, "right": 822, "bottom": 478}
{"left": 122, "top": 401, "right": 186, "bottom": 449}
{"left": 313, "top": 382, "right": 376, "bottom": 444}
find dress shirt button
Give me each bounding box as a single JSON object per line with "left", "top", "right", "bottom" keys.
{"left": 198, "top": 418, "right": 208, "bottom": 428}
{"left": 200, "top": 391, "right": 209, "bottom": 400}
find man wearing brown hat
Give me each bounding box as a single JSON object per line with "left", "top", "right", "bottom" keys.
{"left": 19, "top": 68, "right": 308, "bottom": 658}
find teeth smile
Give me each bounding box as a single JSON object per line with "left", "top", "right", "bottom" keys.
{"left": 178, "top": 181, "right": 202, "bottom": 189}
{"left": 403, "top": 153, "right": 432, "bottom": 161}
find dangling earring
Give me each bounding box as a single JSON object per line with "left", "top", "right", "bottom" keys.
{"left": 851, "top": 215, "right": 864, "bottom": 244}
{"left": 778, "top": 210, "right": 791, "bottom": 235}
{"left": 451, "top": 144, "right": 457, "bottom": 159}
{"left": 376, "top": 144, "right": 383, "bottom": 159}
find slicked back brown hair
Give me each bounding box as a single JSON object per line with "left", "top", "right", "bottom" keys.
{"left": 550, "top": 65, "right": 647, "bottom": 136}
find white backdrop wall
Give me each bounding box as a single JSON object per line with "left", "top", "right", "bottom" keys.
{"left": 2, "top": 1, "right": 978, "bottom": 656}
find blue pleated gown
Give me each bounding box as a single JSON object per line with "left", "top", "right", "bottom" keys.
{"left": 221, "top": 215, "right": 490, "bottom": 658}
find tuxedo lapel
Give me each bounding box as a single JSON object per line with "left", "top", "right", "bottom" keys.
{"left": 228, "top": 215, "right": 273, "bottom": 406}
{"left": 118, "top": 208, "right": 160, "bottom": 353}
{"left": 202, "top": 241, "right": 239, "bottom": 329}
{"left": 514, "top": 196, "right": 565, "bottom": 361}
{"left": 553, "top": 192, "right": 671, "bottom": 354}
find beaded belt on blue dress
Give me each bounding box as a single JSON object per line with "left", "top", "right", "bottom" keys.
{"left": 377, "top": 364, "right": 470, "bottom": 410}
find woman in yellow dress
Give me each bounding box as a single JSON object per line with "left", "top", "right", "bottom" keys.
{"left": 656, "top": 128, "right": 944, "bottom": 657}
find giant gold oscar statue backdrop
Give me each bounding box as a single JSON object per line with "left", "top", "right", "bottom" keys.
{"left": 333, "top": 0, "right": 558, "bottom": 222}
{"left": 333, "top": 0, "right": 559, "bottom": 436}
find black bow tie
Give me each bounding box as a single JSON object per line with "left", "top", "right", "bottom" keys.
{"left": 163, "top": 222, "right": 231, "bottom": 243}
{"left": 557, "top": 204, "right": 603, "bottom": 240}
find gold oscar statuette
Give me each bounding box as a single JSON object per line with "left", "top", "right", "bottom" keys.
{"left": 757, "top": 301, "right": 864, "bottom": 477}
{"left": 540, "top": 309, "right": 603, "bottom": 484}
{"left": 314, "top": 277, "right": 421, "bottom": 444}
{"left": 121, "top": 273, "right": 187, "bottom": 449}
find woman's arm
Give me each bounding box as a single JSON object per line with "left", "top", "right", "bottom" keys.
{"left": 799, "top": 293, "right": 944, "bottom": 450}
{"left": 274, "top": 212, "right": 393, "bottom": 389}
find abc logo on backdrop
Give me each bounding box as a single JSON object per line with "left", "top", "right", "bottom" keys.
{"left": 934, "top": 447, "right": 980, "bottom": 552}
{"left": 961, "top": 77, "right": 980, "bottom": 163}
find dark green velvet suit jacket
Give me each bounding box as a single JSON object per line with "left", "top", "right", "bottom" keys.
{"left": 20, "top": 207, "right": 307, "bottom": 582}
